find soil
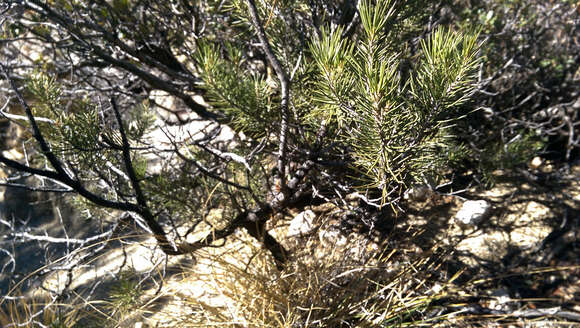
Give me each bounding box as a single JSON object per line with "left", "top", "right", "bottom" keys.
{"left": 0, "top": 158, "right": 579, "bottom": 327}
{"left": 390, "top": 162, "right": 580, "bottom": 326}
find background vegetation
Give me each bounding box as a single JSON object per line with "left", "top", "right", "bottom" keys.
{"left": 0, "top": 0, "right": 578, "bottom": 326}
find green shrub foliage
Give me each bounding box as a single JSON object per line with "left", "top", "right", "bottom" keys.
{"left": 1, "top": 0, "right": 575, "bottom": 283}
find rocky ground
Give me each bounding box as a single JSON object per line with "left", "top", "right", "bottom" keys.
{"left": 1, "top": 114, "right": 579, "bottom": 326}
{"left": 390, "top": 163, "right": 580, "bottom": 326}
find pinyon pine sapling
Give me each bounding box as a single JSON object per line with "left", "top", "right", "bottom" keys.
{"left": 308, "top": 0, "right": 481, "bottom": 205}
{"left": 0, "top": 0, "right": 481, "bottom": 271}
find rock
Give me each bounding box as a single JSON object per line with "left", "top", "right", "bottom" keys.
{"left": 142, "top": 117, "right": 239, "bottom": 176}
{"left": 318, "top": 227, "right": 347, "bottom": 248}
{"left": 1, "top": 148, "right": 24, "bottom": 161}
{"left": 541, "top": 162, "right": 554, "bottom": 174}
{"left": 455, "top": 199, "right": 553, "bottom": 267}
{"left": 0, "top": 120, "right": 23, "bottom": 150}
{"left": 529, "top": 156, "right": 543, "bottom": 170}
{"left": 488, "top": 288, "right": 511, "bottom": 311}
{"left": 287, "top": 210, "right": 316, "bottom": 237}
{"left": 454, "top": 200, "right": 491, "bottom": 226}
{"left": 205, "top": 208, "right": 226, "bottom": 230}
{"left": 403, "top": 185, "right": 432, "bottom": 201}
{"left": 149, "top": 89, "right": 210, "bottom": 123}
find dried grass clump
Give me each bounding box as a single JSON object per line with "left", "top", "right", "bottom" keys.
{"left": 164, "top": 229, "right": 458, "bottom": 328}
{"left": 0, "top": 295, "right": 83, "bottom": 328}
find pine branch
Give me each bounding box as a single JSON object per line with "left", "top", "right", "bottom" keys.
{"left": 246, "top": 0, "right": 291, "bottom": 192}
{"left": 1, "top": 63, "right": 73, "bottom": 180}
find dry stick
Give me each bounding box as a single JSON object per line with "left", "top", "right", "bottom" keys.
{"left": 0, "top": 65, "right": 141, "bottom": 213}
{"left": 160, "top": 124, "right": 250, "bottom": 190}
{"left": 112, "top": 96, "right": 289, "bottom": 261}
{"left": 109, "top": 98, "right": 238, "bottom": 256}
{"left": 0, "top": 182, "right": 73, "bottom": 193}
{"left": 0, "top": 89, "right": 293, "bottom": 267}
{"left": 2, "top": 56, "right": 298, "bottom": 270}
{"left": 0, "top": 66, "right": 185, "bottom": 256}
{"left": 90, "top": 46, "right": 220, "bottom": 120}
{"left": 2, "top": 56, "right": 289, "bottom": 270}
{"left": 245, "top": 0, "right": 291, "bottom": 193}
{"left": 109, "top": 97, "right": 182, "bottom": 254}
{"left": 23, "top": 0, "right": 220, "bottom": 122}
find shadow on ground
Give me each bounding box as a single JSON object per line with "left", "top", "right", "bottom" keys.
{"left": 384, "top": 163, "right": 580, "bottom": 325}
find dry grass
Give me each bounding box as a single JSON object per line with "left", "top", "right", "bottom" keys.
{"left": 3, "top": 173, "right": 578, "bottom": 328}
{"left": 0, "top": 295, "right": 83, "bottom": 328}
{"left": 3, "top": 235, "right": 578, "bottom": 327}
{"left": 138, "top": 228, "right": 460, "bottom": 328}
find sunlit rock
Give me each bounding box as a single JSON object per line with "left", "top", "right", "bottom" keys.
{"left": 287, "top": 210, "right": 316, "bottom": 237}
{"left": 454, "top": 200, "right": 491, "bottom": 226}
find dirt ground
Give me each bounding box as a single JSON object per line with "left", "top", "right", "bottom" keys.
{"left": 1, "top": 161, "right": 579, "bottom": 327}
{"left": 390, "top": 162, "right": 580, "bottom": 326}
